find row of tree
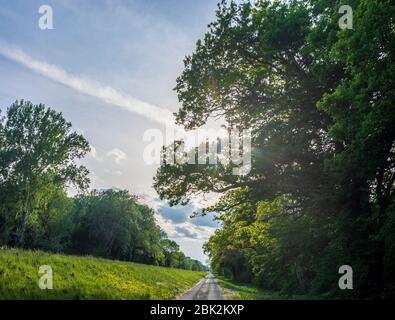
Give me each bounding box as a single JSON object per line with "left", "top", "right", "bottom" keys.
{"left": 0, "top": 100, "right": 206, "bottom": 272}
{"left": 154, "top": 0, "right": 395, "bottom": 298}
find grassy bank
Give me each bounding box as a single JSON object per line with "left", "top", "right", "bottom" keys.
{"left": 217, "top": 277, "right": 318, "bottom": 300}
{"left": 0, "top": 248, "right": 206, "bottom": 299}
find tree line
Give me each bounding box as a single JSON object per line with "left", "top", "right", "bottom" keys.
{"left": 154, "top": 0, "right": 395, "bottom": 298}
{"left": 0, "top": 100, "right": 206, "bottom": 272}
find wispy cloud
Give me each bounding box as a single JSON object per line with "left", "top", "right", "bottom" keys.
{"left": 0, "top": 42, "right": 175, "bottom": 126}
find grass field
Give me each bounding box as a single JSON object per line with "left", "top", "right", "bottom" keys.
{"left": 217, "top": 277, "right": 318, "bottom": 300}
{"left": 0, "top": 247, "right": 206, "bottom": 300}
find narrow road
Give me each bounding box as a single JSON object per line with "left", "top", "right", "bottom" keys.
{"left": 179, "top": 274, "right": 223, "bottom": 300}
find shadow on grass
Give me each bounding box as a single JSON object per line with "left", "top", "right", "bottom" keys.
{"left": 0, "top": 287, "right": 151, "bottom": 300}
{"left": 217, "top": 277, "right": 318, "bottom": 300}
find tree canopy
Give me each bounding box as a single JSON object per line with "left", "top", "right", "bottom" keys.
{"left": 0, "top": 100, "right": 90, "bottom": 246}
{"left": 154, "top": 0, "right": 395, "bottom": 298}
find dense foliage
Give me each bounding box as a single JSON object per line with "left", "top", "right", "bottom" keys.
{"left": 154, "top": 0, "right": 395, "bottom": 298}
{"left": 0, "top": 100, "right": 206, "bottom": 272}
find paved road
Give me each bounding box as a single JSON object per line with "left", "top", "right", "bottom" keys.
{"left": 179, "top": 274, "right": 223, "bottom": 300}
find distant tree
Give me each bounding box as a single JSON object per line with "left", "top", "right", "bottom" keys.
{"left": 34, "top": 185, "right": 75, "bottom": 252}
{"left": 0, "top": 100, "right": 90, "bottom": 247}
{"left": 72, "top": 190, "right": 139, "bottom": 260}
{"left": 161, "top": 238, "right": 182, "bottom": 268}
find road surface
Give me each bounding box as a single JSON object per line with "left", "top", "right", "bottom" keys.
{"left": 179, "top": 274, "right": 223, "bottom": 300}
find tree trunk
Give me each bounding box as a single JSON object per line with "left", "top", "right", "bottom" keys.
{"left": 18, "top": 188, "right": 30, "bottom": 246}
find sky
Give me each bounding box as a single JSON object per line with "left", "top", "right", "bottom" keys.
{"left": 0, "top": 0, "right": 223, "bottom": 263}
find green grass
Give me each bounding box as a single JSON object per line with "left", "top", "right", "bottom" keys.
{"left": 0, "top": 247, "right": 206, "bottom": 300}
{"left": 217, "top": 277, "right": 318, "bottom": 300}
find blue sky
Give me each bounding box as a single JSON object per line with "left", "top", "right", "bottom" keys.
{"left": 0, "top": 0, "right": 221, "bottom": 262}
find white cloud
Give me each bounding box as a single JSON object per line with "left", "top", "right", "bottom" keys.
{"left": 88, "top": 145, "right": 103, "bottom": 161}
{"left": 0, "top": 42, "right": 175, "bottom": 127}
{"left": 107, "top": 148, "right": 127, "bottom": 164}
